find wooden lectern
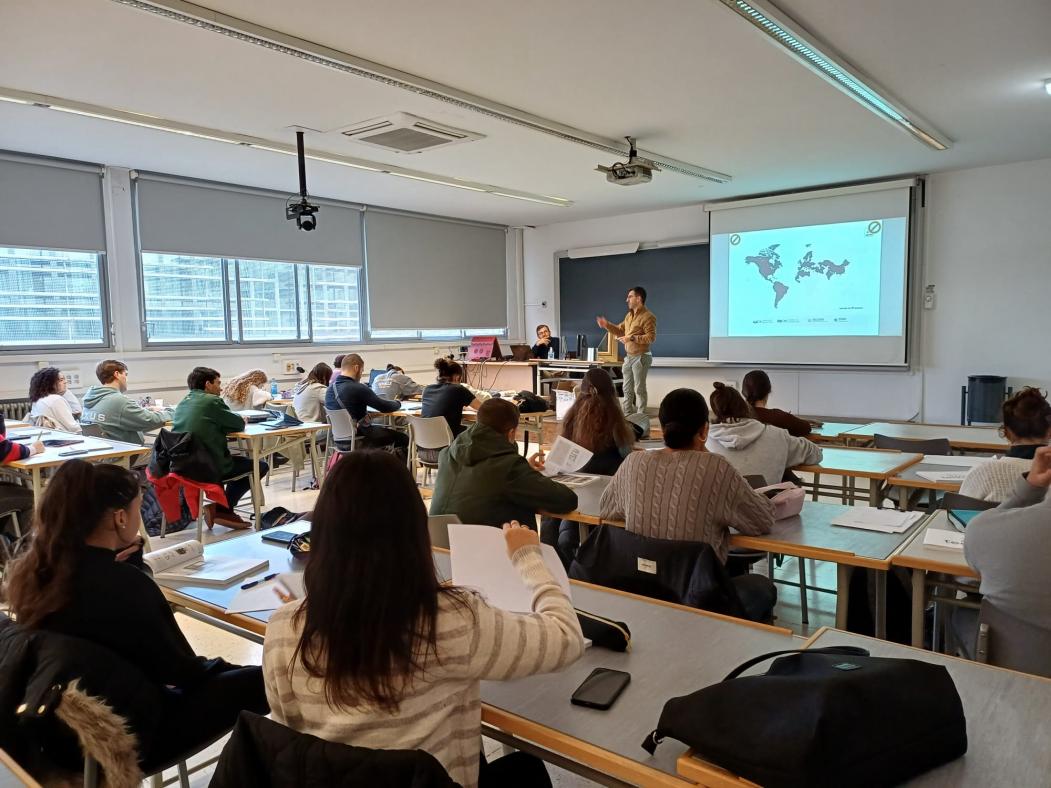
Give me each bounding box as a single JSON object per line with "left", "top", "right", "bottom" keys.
{"left": 596, "top": 331, "right": 620, "bottom": 363}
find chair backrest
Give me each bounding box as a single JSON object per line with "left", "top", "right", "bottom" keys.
{"left": 942, "top": 492, "right": 1000, "bottom": 511}
{"left": 409, "top": 416, "right": 454, "bottom": 451}
{"left": 80, "top": 423, "right": 105, "bottom": 438}
{"left": 976, "top": 599, "right": 1051, "bottom": 678}
{"left": 427, "top": 513, "right": 461, "bottom": 550}
{"left": 873, "top": 433, "right": 952, "bottom": 456}
{"left": 324, "top": 408, "right": 357, "bottom": 443}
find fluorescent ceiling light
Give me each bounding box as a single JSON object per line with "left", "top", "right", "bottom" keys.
{"left": 715, "top": 0, "right": 951, "bottom": 151}
{"left": 0, "top": 86, "right": 572, "bottom": 207}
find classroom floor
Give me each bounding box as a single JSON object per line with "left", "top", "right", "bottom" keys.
{"left": 156, "top": 448, "right": 839, "bottom": 786}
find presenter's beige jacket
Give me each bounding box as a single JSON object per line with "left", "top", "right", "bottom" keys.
{"left": 610, "top": 305, "right": 657, "bottom": 356}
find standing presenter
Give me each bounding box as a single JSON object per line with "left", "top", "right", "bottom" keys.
{"left": 596, "top": 286, "right": 657, "bottom": 416}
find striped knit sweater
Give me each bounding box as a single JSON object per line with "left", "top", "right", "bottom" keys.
{"left": 262, "top": 545, "right": 584, "bottom": 788}
{"left": 959, "top": 457, "right": 1033, "bottom": 503}
{"left": 599, "top": 449, "right": 775, "bottom": 561}
{"left": 0, "top": 415, "right": 30, "bottom": 464}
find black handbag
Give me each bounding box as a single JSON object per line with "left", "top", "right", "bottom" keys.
{"left": 513, "top": 390, "right": 548, "bottom": 413}
{"left": 642, "top": 646, "right": 967, "bottom": 788}
{"left": 148, "top": 429, "right": 221, "bottom": 483}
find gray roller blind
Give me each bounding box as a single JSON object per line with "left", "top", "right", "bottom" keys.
{"left": 365, "top": 211, "right": 507, "bottom": 330}
{"left": 136, "top": 176, "right": 363, "bottom": 266}
{"left": 0, "top": 156, "right": 105, "bottom": 251}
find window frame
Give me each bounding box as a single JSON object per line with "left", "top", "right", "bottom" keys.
{"left": 0, "top": 244, "right": 112, "bottom": 352}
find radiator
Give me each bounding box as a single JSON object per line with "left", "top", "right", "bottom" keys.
{"left": 0, "top": 399, "right": 31, "bottom": 420}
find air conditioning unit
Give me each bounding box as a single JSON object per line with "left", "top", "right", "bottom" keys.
{"left": 336, "top": 112, "right": 484, "bottom": 153}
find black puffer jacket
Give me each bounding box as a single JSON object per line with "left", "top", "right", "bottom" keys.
{"left": 209, "top": 711, "right": 461, "bottom": 788}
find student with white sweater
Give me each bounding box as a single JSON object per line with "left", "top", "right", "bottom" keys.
{"left": 960, "top": 387, "right": 1051, "bottom": 502}
{"left": 28, "top": 366, "right": 82, "bottom": 433}
{"left": 705, "top": 381, "right": 821, "bottom": 485}
{"left": 263, "top": 450, "right": 584, "bottom": 788}
{"left": 290, "top": 362, "right": 332, "bottom": 422}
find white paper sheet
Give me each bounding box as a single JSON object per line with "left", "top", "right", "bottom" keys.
{"left": 917, "top": 455, "right": 992, "bottom": 468}
{"left": 225, "top": 572, "right": 305, "bottom": 614}
{"left": 923, "top": 529, "right": 965, "bottom": 551}
{"left": 830, "top": 509, "right": 924, "bottom": 534}
{"left": 916, "top": 470, "right": 968, "bottom": 482}
{"left": 541, "top": 436, "right": 593, "bottom": 477}
{"left": 448, "top": 524, "right": 572, "bottom": 613}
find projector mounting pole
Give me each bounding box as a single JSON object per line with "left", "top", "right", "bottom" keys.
{"left": 296, "top": 130, "right": 308, "bottom": 199}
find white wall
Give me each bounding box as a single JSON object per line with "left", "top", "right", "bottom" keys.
{"left": 525, "top": 156, "right": 1051, "bottom": 422}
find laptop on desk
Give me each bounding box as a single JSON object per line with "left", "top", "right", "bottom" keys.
{"left": 509, "top": 344, "right": 534, "bottom": 361}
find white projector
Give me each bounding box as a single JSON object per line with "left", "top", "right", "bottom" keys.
{"left": 596, "top": 136, "right": 660, "bottom": 186}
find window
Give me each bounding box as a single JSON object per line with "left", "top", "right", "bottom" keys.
{"left": 370, "top": 328, "right": 506, "bottom": 341}
{"left": 0, "top": 247, "right": 107, "bottom": 348}
{"left": 141, "top": 252, "right": 361, "bottom": 344}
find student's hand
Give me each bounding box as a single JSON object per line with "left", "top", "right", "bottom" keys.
{"left": 1027, "top": 446, "right": 1051, "bottom": 488}
{"left": 273, "top": 581, "right": 298, "bottom": 605}
{"left": 596, "top": 316, "right": 609, "bottom": 329}
{"left": 29, "top": 440, "right": 45, "bottom": 456}
{"left": 115, "top": 537, "right": 144, "bottom": 562}
{"left": 503, "top": 521, "right": 539, "bottom": 558}
{"left": 527, "top": 452, "right": 546, "bottom": 472}
{"left": 536, "top": 337, "right": 549, "bottom": 346}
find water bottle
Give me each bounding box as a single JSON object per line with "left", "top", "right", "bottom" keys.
{"left": 270, "top": 377, "right": 279, "bottom": 397}
{"left": 548, "top": 346, "right": 554, "bottom": 359}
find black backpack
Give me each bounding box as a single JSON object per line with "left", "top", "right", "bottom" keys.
{"left": 643, "top": 646, "right": 967, "bottom": 787}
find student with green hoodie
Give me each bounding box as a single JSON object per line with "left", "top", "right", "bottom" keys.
{"left": 430, "top": 398, "right": 577, "bottom": 529}
{"left": 81, "top": 360, "right": 169, "bottom": 445}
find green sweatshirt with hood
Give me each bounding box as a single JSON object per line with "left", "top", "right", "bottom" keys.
{"left": 430, "top": 421, "right": 578, "bottom": 528}
{"left": 81, "top": 385, "right": 169, "bottom": 445}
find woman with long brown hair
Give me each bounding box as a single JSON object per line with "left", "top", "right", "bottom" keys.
{"left": 291, "top": 361, "right": 332, "bottom": 422}
{"left": 263, "top": 451, "right": 583, "bottom": 788}
{"left": 3, "top": 461, "right": 267, "bottom": 758}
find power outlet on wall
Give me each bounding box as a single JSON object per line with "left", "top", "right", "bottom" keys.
{"left": 923, "top": 284, "right": 936, "bottom": 310}
{"left": 283, "top": 360, "right": 301, "bottom": 375}
{"left": 63, "top": 370, "right": 82, "bottom": 388}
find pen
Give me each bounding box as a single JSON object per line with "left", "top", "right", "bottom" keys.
{"left": 241, "top": 572, "right": 278, "bottom": 590}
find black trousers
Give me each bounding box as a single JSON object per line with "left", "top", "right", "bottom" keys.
{"left": 539, "top": 516, "right": 579, "bottom": 569}
{"left": 221, "top": 456, "right": 270, "bottom": 512}
{"left": 479, "top": 750, "right": 551, "bottom": 788}
{"left": 145, "top": 664, "right": 269, "bottom": 770}
{"left": 358, "top": 425, "right": 410, "bottom": 455}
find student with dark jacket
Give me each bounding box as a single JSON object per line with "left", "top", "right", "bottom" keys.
{"left": 173, "top": 366, "right": 268, "bottom": 528}
{"left": 324, "top": 354, "right": 407, "bottom": 454}
{"left": 3, "top": 461, "right": 268, "bottom": 760}
{"left": 430, "top": 399, "right": 577, "bottom": 528}
{"left": 741, "top": 369, "right": 814, "bottom": 437}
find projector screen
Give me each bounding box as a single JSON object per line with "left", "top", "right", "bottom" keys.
{"left": 709, "top": 184, "right": 913, "bottom": 366}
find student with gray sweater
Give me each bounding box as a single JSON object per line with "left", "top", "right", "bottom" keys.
{"left": 705, "top": 382, "right": 822, "bottom": 485}
{"left": 964, "top": 445, "right": 1051, "bottom": 631}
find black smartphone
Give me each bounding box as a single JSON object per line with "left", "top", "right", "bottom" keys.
{"left": 570, "top": 668, "right": 631, "bottom": 710}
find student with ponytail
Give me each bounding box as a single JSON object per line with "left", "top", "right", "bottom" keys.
{"left": 421, "top": 357, "right": 485, "bottom": 437}
{"left": 599, "top": 388, "right": 774, "bottom": 561}
{"left": 960, "top": 387, "right": 1051, "bottom": 501}
{"left": 4, "top": 461, "right": 268, "bottom": 755}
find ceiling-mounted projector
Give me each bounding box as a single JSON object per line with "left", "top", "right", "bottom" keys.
{"left": 596, "top": 136, "right": 661, "bottom": 186}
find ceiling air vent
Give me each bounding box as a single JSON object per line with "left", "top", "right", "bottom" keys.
{"left": 336, "top": 112, "right": 484, "bottom": 153}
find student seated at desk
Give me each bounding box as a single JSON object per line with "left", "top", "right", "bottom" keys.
{"left": 221, "top": 369, "right": 271, "bottom": 412}
{"left": 430, "top": 398, "right": 577, "bottom": 529}
{"left": 4, "top": 461, "right": 269, "bottom": 761}
{"left": 530, "top": 323, "right": 560, "bottom": 359}
{"left": 371, "top": 363, "right": 423, "bottom": 401}
{"left": 421, "top": 357, "right": 484, "bottom": 438}
{"left": 27, "top": 367, "right": 82, "bottom": 434}
{"left": 0, "top": 414, "right": 42, "bottom": 539}
{"left": 600, "top": 388, "right": 775, "bottom": 560}
{"left": 81, "top": 359, "right": 169, "bottom": 445}
{"left": 325, "top": 354, "right": 408, "bottom": 455}
{"left": 706, "top": 382, "right": 822, "bottom": 486}
{"left": 965, "top": 446, "right": 1051, "bottom": 631}
{"left": 541, "top": 368, "right": 635, "bottom": 564}
{"left": 173, "top": 366, "right": 268, "bottom": 529}
{"left": 329, "top": 354, "right": 345, "bottom": 385}
{"left": 742, "top": 369, "right": 813, "bottom": 437}
{"left": 263, "top": 451, "right": 582, "bottom": 788}
{"left": 960, "top": 387, "right": 1051, "bottom": 502}
{"left": 291, "top": 362, "right": 331, "bottom": 423}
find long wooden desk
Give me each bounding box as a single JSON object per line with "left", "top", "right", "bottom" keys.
{"left": 0, "top": 749, "right": 39, "bottom": 788}
{"left": 840, "top": 422, "right": 1007, "bottom": 453}
{"left": 885, "top": 455, "right": 990, "bottom": 510}
{"left": 5, "top": 428, "right": 148, "bottom": 507}
{"left": 892, "top": 512, "right": 979, "bottom": 648}
{"left": 159, "top": 526, "right": 799, "bottom": 787}
{"left": 228, "top": 421, "right": 327, "bottom": 527}
{"left": 795, "top": 447, "right": 922, "bottom": 506}
{"left": 807, "top": 421, "right": 865, "bottom": 444}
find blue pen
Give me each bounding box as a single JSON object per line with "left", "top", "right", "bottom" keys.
{"left": 241, "top": 572, "right": 278, "bottom": 590}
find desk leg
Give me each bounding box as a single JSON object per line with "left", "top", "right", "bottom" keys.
{"left": 899, "top": 486, "right": 909, "bottom": 512}
{"left": 874, "top": 570, "right": 887, "bottom": 640}
{"left": 250, "top": 439, "right": 263, "bottom": 529}
{"left": 869, "top": 478, "right": 882, "bottom": 508}
{"left": 309, "top": 432, "right": 320, "bottom": 485}
{"left": 911, "top": 568, "right": 926, "bottom": 648}
{"left": 32, "top": 468, "right": 42, "bottom": 512}
{"left": 835, "top": 564, "right": 852, "bottom": 630}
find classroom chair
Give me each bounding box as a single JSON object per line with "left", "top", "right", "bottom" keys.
{"left": 427, "top": 513, "right": 461, "bottom": 550}
{"left": 942, "top": 491, "right": 1001, "bottom": 510}
{"left": 323, "top": 408, "right": 358, "bottom": 474}
{"left": 80, "top": 423, "right": 105, "bottom": 438}
{"left": 874, "top": 433, "right": 952, "bottom": 510}
{"left": 408, "top": 416, "right": 454, "bottom": 486}
{"left": 0, "top": 508, "right": 22, "bottom": 565}
{"left": 975, "top": 599, "right": 1051, "bottom": 678}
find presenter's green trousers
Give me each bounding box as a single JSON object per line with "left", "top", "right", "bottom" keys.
{"left": 622, "top": 352, "right": 652, "bottom": 416}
